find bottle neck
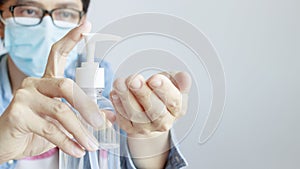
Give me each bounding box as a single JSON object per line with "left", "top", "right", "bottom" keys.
{"left": 82, "top": 88, "right": 104, "bottom": 102}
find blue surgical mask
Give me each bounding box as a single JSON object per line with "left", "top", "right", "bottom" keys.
{"left": 4, "top": 16, "right": 78, "bottom": 77}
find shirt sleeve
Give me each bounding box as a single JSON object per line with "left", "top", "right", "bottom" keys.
{"left": 120, "top": 129, "right": 188, "bottom": 169}
{"left": 0, "top": 160, "right": 17, "bottom": 169}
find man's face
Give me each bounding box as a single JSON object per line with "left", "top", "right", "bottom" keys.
{"left": 0, "top": 0, "right": 83, "bottom": 38}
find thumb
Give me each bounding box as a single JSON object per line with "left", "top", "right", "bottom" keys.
{"left": 43, "top": 21, "right": 92, "bottom": 78}
{"left": 172, "top": 71, "right": 192, "bottom": 93}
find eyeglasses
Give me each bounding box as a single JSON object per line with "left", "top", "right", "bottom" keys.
{"left": 4, "top": 4, "right": 84, "bottom": 28}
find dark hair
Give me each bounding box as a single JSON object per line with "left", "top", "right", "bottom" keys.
{"left": 81, "top": 0, "right": 90, "bottom": 13}
{"left": 0, "top": 0, "right": 90, "bottom": 13}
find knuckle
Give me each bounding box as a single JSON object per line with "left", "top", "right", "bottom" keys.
{"left": 21, "top": 77, "right": 36, "bottom": 88}
{"left": 50, "top": 42, "right": 66, "bottom": 58}
{"left": 52, "top": 102, "right": 70, "bottom": 115}
{"left": 168, "top": 100, "right": 183, "bottom": 116}
{"left": 42, "top": 123, "right": 58, "bottom": 136}
{"left": 7, "top": 104, "right": 24, "bottom": 125}
{"left": 159, "top": 123, "right": 171, "bottom": 132}
{"left": 148, "top": 106, "right": 167, "bottom": 121}
{"left": 173, "top": 107, "right": 185, "bottom": 118}
{"left": 152, "top": 117, "right": 172, "bottom": 132}
{"left": 168, "top": 94, "right": 182, "bottom": 107}
{"left": 131, "top": 113, "right": 151, "bottom": 124}
{"left": 14, "top": 89, "right": 30, "bottom": 102}
{"left": 57, "top": 136, "right": 70, "bottom": 148}
{"left": 57, "top": 78, "right": 74, "bottom": 91}
{"left": 23, "top": 148, "right": 36, "bottom": 157}
{"left": 148, "top": 112, "right": 159, "bottom": 121}
{"left": 51, "top": 42, "right": 59, "bottom": 52}
{"left": 168, "top": 100, "right": 181, "bottom": 110}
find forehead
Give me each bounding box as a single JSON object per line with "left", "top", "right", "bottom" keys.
{"left": 2, "top": 0, "right": 83, "bottom": 10}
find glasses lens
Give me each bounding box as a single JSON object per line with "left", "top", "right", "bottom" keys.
{"left": 52, "top": 9, "right": 80, "bottom": 28}
{"left": 13, "top": 6, "right": 42, "bottom": 25}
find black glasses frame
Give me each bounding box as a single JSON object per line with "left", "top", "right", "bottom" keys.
{"left": 7, "top": 4, "right": 85, "bottom": 27}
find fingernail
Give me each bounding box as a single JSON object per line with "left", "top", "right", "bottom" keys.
{"left": 150, "top": 79, "right": 162, "bottom": 88}
{"left": 73, "top": 147, "right": 85, "bottom": 157}
{"left": 116, "top": 82, "right": 127, "bottom": 92}
{"left": 130, "top": 78, "right": 142, "bottom": 89}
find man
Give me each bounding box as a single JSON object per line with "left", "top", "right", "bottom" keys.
{"left": 0, "top": 0, "right": 191, "bottom": 168}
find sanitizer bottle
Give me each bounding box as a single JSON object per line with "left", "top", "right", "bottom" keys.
{"left": 59, "top": 33, "right": 121, "bottom": 169}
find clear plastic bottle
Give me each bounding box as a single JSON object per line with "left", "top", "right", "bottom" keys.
{"left": 59, "top": 33, "right": 121, "bottom": 169}
{"left": 59, "top": 88, "right": 120, "bottom": 169}
{"left": 86, "top": 88, "right": 120, "bottom": 169}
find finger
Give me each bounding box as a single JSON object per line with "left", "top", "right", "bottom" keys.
{"left": 147, "top": 74, "right": 185, "bottom": 117}
{"left": 32, "top": 91, "right": 99, "bottom": 152}
{"left": 25, "top": 110, "right": 86, "bottom": 158}
{"left": 43, "top": 21, "right": 92, "bottom": 78}
{"left": 111, "top": 93, "right": 151, "bottom": 135}
{"left": 102, "top": 110, "right": 116, "bottom": 123}
{"left": 127, "top": 74, "right": 168, "bottom": 121}
{"left": 110, "top": 92, "right": 134, "bottom": 134}
{"left": 113, "top": 78, "right": 150, "bottom": 123}
{"left": 111, "top": 91, "right": 154, "bottom": 135}
{"left": 24, "top": 77, "right": 106, "bottom": 129}
{"left": 159, "top": 72, "right": 192, "bottom": 93}
{"left": 110, "top": 90, "right": 129, "bottom": 120}
{"left": 112, "top": 90, "right": 173, "bottom": 134}
{"left": 160, "top": 72, "right": 192, "bottom": 115}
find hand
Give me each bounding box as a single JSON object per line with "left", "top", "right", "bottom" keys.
{"left": 0, "top": 21, "right": 110, "bottom": 163}
{"left": 110, "top": 72, "right": 191, "bottom": 168}
{"left": 110, "top": 72, "right": 192, "bottom": 137}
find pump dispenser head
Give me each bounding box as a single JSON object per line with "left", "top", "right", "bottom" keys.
{"left": 76, "top": 33, "right": 121, "bottom": 89}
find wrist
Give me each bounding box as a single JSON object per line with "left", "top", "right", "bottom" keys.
{"left": 127, "top": 131, "right": 169, "bottom": 139}
{"left": 127, "top": 131, "right": 170, "bottom": 158}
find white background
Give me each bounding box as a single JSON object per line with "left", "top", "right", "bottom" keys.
{"left": 87, "top": 0, "right": 299, "bottom": 168}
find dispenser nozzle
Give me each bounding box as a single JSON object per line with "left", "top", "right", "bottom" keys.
{"left": 76, "top": 33, "right": 121, "bottom": 89}
{"left": 82, "top": 33, "right": 122, "bottom": 63}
